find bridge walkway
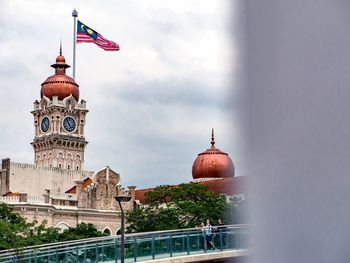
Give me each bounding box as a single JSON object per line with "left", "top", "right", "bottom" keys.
{"left": 0, "top": 224, "right": 248, "bottom": 263}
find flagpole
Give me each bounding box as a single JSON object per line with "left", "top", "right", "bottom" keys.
{"left": 72, "top": 9, "right": 78, "bottom": 80}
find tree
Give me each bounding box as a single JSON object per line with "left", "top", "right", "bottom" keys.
{"left": 0, "top": 203, "right": 107, "bottom": 250}
{"left": 126, "top": 183, "right": 230, "bottom": 233}
{"left": 0, "top": 203, "right": 39, "bottom": 249}
{"left": 59, "top": 222, "right": 106, "bottom": 241}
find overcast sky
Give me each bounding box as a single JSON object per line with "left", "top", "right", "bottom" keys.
{"left": 0, "top": 0, "right": 244, "bottom": 189}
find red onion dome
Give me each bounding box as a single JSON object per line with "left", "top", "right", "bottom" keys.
{"left": 192, "top": 129, "right": 235, "bottom": 179}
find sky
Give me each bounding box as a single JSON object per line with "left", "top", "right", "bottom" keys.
{"left": 0, "top": 0, "right": 244, "bottom": 189}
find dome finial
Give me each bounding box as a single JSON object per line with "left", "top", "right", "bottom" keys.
{"left": 59, "top": 38, "right": 62, "bottom": 56}
{"left": 211, "top": 128, "right": 215, "bottom": 148}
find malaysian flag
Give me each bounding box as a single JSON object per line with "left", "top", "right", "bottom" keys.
{"left": 77, "top": 20, "right": 120, "bottom": 51}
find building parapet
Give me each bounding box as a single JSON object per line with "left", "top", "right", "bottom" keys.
{"left": 191, "top": 177, "right": 226, "bottom": 183}
{"left": 27, "top": 196, "right": 45, "bottom": 204}
{"left": 9, "top": 162, "right": 94, "bottom": 177}
{"left": 0, "top": 196, "right": 20, "bottom": 203}
{"left": 51, "top": 193, "right": 77, "bottom": 201}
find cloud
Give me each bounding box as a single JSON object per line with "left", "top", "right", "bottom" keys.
{"left": 0, "top": 0, "right": 243, "bottom": 189}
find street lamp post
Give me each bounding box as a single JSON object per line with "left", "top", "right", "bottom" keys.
{"left": 115, "top": 195, "right": 132, "bottom": 263}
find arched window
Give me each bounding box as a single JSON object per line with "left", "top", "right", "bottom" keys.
{"left": 55, "top": 222, "right": 70, "bottom": 232}
{"left": 103, "top": 228, "right": 112, "bottom": 236}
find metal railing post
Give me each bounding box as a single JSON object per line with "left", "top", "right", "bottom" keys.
{"left": 182, "top": 235, "right": 185, "bottom": 252}
{"left": 169, "top": 234, "right": 173, "bottom": 257}
{"left": 151, "top": 235, "right": 155, "bottom": 259}
{"left": 133, "top": 237, "right": 137, "bottom": 262}
{"left": 186, "top": 233, "right": 190, "bottom": 255}
{"left": 219, "top": 229, "right": 223, "bottom": 251}
{"left": 96, "top": 243, "right": 99, "bottom": 262}
{"left": 114, "top": 239, "right": 119, "bottom": 263}
{"left": 101, "top": 244, "right": 105, "bottom": 261}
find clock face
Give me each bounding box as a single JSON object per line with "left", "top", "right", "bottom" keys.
{"left": 63, "top": 116, "right": 76, "bottom": 132}
{"left": 41, "top": 117, "right": 50, "bottom": 133}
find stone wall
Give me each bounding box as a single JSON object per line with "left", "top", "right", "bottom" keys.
{"left": 76, "top": 167, "right": 135, "bottom": 212}
{"left": 0, "top": 158, "right": 10, "bottom": 195}
{"left": 6, "top": 160, "right": 94, "bottom": 196}
{"left": 12, "top": 204, "right": 122, "bottom": 234}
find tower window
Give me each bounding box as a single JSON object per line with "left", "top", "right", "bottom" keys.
{"left": 67, "top": 165, "right": 71, "bottom": 170}
{"left": 76, "top": 166, "right": 79, "bottom": 170}
{"left": 58, "top": 164, "right": 62, "bottom": 168}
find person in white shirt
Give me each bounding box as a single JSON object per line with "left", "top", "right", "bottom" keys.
{"left": 204, "top": 219, "right": 216, "bottom": 250}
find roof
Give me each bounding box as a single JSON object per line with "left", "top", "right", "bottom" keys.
{"left": 135, "top": 188, "right": 155, "bottom": 205}
{"left": 2, "top": 191, "right": 20, "bottom": 197}
{"left": 195, "top": 176, "right": 245, "bottom": 196}
{"left": 65, "top": 177, "right": 93, "bottom": 194}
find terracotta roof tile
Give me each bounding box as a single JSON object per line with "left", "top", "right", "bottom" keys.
{"left": 65, "top": 177, "right": 93, "bottom": 194}
{"left": 3, "top": 191, "right": 20, "bottom": 197}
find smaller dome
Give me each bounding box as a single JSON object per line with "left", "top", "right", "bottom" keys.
{"left": 56, "top": 55, "right": 66, "bottom": 64}
{"left": 40, "top": 46, "right": 79, "bottom": 101}
{"left": 192, "top": 129, "right": 235, "bottom": 179}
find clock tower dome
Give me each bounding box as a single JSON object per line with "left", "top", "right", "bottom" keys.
{"left": 31, "top": 47, "right": 88, "bottom": 170}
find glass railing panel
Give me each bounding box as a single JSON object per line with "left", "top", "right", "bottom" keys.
{"left": 123, "top": 238, "right": 135, "bottom": 263}
{"left": 212, "top": 229, "right": 229, "bottom": 250}
{"left": 153, "top": 235, "right": 171, "bottom": 259}
{"left": 171, "top": 233, "right": 188, "bottom": 257}
{"left": 188, "top": 231, "right": 206, "bottom": 254}
{"left": 97, "top": 240, "right": 118, "bottom": 262}
{"left": 83, "top": 243, "right": 98, "bottom": 263}
{"left": 31, "top": 249, "right": 58, "bottom": 263}
{"left": 130, "top": 236, "right": 153, "bottom": 261}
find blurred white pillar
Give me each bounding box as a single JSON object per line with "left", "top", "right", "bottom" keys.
{"left": 244, "top": 1, "right": 350, "bottom": 263}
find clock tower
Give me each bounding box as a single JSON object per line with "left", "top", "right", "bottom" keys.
{"left": 31, "top": 47, "right": 88, "bottom": 170}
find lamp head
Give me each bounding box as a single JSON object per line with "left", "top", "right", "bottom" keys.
{"left": 115, "top": 195, "right": 132, "bottom": 202}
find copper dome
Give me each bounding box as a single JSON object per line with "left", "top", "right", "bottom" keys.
{"left": 40, "top": 47, "right": 79, "bottom": 101}
{"left": 192, "top": 129, "right": 235, "bottom": 179}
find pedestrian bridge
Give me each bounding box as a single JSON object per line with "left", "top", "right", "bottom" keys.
{"left": 0, "top": 225, "right": 248, "bottom": 263}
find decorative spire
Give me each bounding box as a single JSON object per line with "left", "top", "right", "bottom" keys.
{"left": 59, "top": 39, "right": 62, "bottom": 56}
{"left": 51, "top": 42, "right": 70, "bottom": 73}
{"left": 211, "top": 128, "right": 215, "bottom": 148}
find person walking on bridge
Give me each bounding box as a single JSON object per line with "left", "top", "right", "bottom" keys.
{"left": 204, "top": 219, "right": 216, "bottom": 250}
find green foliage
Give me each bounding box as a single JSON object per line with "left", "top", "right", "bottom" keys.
{"left": 126, "top": 183, "right": 232, "bottom": 233}
{"left": 0, "top": 203, "right": 106, "bottom": 250}
{"left": 224, "top": 196, "right": 247, "bottom": 224}
{"left": 59, "top": 222, "right": 106, "bottom": 241}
